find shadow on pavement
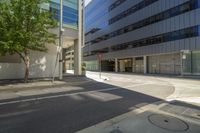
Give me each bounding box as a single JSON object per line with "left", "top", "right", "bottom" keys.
{"left": 0, "top": 76, "right": 199, "bottom": 133}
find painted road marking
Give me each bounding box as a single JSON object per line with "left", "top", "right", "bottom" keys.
{"left": 0, "top": 87, "right": 119, "bottom": 106}
{"left": 0, "top": 82, "right": 168, "bottom": 106}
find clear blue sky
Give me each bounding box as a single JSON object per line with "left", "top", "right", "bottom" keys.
{"left": 85, "top": 0, "right": 92, "bottom": 6}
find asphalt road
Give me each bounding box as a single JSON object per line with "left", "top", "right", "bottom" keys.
{"left": 0, "top": 74, "right": 175, "bottom": 133}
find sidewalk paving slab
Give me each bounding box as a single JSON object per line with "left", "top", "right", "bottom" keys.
{"left": 76, "top": 102, "right": 200, "bottom": 133}
{"left": 0, "top": 76, "right": 91, "bottom": 92}
{"left": 0, "top": 76, "right": 93, "bottom": 101}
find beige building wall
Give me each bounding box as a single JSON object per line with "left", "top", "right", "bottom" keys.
{"left": 0, "top": 54, "right": 21, "bottom": 63}
{"left": 0, "top": 44, "right": 59, "bottom": 80}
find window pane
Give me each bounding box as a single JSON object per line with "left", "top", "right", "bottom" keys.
{"left": 192, "top": 51, "right": 200, "bottom": 73}
{"left": 182, "top": 52, "right": 192, "bottom": 73}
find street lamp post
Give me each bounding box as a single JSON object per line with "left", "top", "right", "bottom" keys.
{"left": 59, "top": 0, "right": 63, "bottom": 80}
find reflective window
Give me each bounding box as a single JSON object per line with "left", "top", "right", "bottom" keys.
{"left": 192, "top": 51, "right": 200, "bottom": 73}
{"left": 109, "top": 0, "right": 158, "bottom": 25}
{"left": 182, "top": 52, "right": 192, "bottom": 73}
{"left": 50, "top": 1, "right": 78, "bottom": 28}
{"left": 109, "top": 0, "right": 127, "bottom": 12}
{"left": 198, "top": 25, "right": 200, "bottom": 36}
{"left": 85, "top": 0, "right": 108, "bottom": 33}
{"left": 84, "top": 26, "right": 199, "bottom": 57}
{"left": 112, "top": 26, "right": 199, "bottom": 51}
{"left": 86, "top": 0, "right": 199, "bottom": 45}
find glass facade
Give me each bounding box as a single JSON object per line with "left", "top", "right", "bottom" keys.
{"left": 85, "top": 61, "right": 98, "bottom": 71}
{"left": 86, "top": 0, "right": 198, "bottom": 45}
{"left": 182, "top": 52, "right": 192, "bottom": 74}
{"left": 85, "top": 0, "right": 107, "bottom": 32}
{"left": 182, "top": 51, "right": 200, "bottom": 74}
{"left": 85, "top": 0, "right": 158, "bottom": 35}
{"left": 50, "top": 0, "right": 78, "bottom": 29}
{"left": 84, "top": 0, "right": 200, "bottom": 75}
{"left": 84, "top": 25, "right": 200, "bottom": 57}
{"left": 109, "top": 0, "right": 158, "bottom": 25}
{"left": 109, "top": 0, "right": 127, "bottom": 12}
{"left": 180, "top": 0, "right": 200, "bottom": 75}
{"left": 192, "top": 51, "right": 200, "bottom": 74}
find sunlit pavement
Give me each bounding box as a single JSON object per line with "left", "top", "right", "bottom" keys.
{"left": 86, "top": 71, "right": 200, "bottom": 105}
{"left": 76, "top": 102, "right": 200, "bottom": 133}
{"left": 76, "top": 71, "right": 200, "bottom": 133}
{"left": 0, "top": 72, "right": 199, "bottom": 133}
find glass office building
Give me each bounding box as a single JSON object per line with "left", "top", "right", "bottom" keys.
{"left": 50, "top": 0, "right": 78, "bottom": 28}
{"left": 83, "top": 0, "right": 200, "bottom": 75}
{"left": 49, "top": 0, "right": 83, "bottom": 74}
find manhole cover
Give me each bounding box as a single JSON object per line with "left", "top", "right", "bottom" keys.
{"left": 148, "top": 114, "right": 189, "bottom": 131}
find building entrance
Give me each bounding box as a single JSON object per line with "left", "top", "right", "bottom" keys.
{"left": 118, "top": 58, "right": 132, "bottom": 72}
{"left": 101, "top": 60, "right": 115, "bottom": 71}
{"left": 133, "top": 57, "right": 144, "bottom": 73}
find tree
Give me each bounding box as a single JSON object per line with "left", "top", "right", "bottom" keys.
{"left": 0, "top": 0, "right": 57, "bottom": 82}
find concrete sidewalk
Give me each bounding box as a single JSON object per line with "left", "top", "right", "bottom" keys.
{"left": 0, "top": 72, "right": 110, "bottom": 101}
{"left": 67, "top": 70, "right": 109, "bottom": 82}
{"left": 0, "top": 76, "right": 92, "bottom": 100}
{"left": 76, "top": 72, "right": 200, "bottom": 133}
{"left": 77, "top": 101, "right": 200, "bottom": 133}
{"left": 0, "top": 76, "right": 91, "bottom": 90}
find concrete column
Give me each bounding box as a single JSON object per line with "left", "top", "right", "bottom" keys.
{"left": 74, "top": 39, "right": 82, "bottom": 75}
{"left": 62, "top": 49, "right": 66, "bottom": 73}
{"left": 180, "top": 52, "right": 183, "bottom": 76}
{"left": 74, "top": 0, "right": 83, "bottom": 76}
{"left": 59, "top": 0, "right": 63, "bottom": 80}
{"left": 143, "top": 56, "right": 147, "bottom": 74}
{"left": 132, "top": 57, "right": 135, "bottom": 73}
{"left": 115, "top": 58, "right": 118, "bottom": 72}
{"left": 82, "top": 0, "right": 85, "bottom": 47}
{"left": 70, "top": 51, "right": 73, "bottom": 70}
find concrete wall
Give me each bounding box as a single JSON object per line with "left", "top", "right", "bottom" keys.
{"left": 0, "top": 44, "right": 59, "bottom": 80}
{"left": 0, "top": 54, "right": 21, "bottom": 63}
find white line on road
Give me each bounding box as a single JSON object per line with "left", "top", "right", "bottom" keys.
{"left": 0, "top": 82, "right": 168, "bottom": 106}
{"left": 166, "top": 97, "right": 200, "bottom": 104}
{"left": 0, "top": 87, "right": 120, "bottom": 106}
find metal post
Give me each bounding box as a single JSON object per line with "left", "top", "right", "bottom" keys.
{"left": 99, "top": 58, "right": 101, "bottom": 79}
{"left": 143, "top": 56, "right": 147, "bottom": 74}
{"left": 98, "top": 53, "right": 102, "bottom": 79}
{"left": 59, "top": 0, "right": 63, "bottom": 80}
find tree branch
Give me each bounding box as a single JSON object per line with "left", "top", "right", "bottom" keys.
{"left": 15, "top": 51, "right": 25, "bottom": 64}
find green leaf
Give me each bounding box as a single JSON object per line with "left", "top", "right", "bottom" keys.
{"left": 0, "top": 0, "right": 57, "bottom": 56}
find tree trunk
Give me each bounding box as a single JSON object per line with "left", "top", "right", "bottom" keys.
{"left": 24, "top": 50, "right": 30, "bottom": 83}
